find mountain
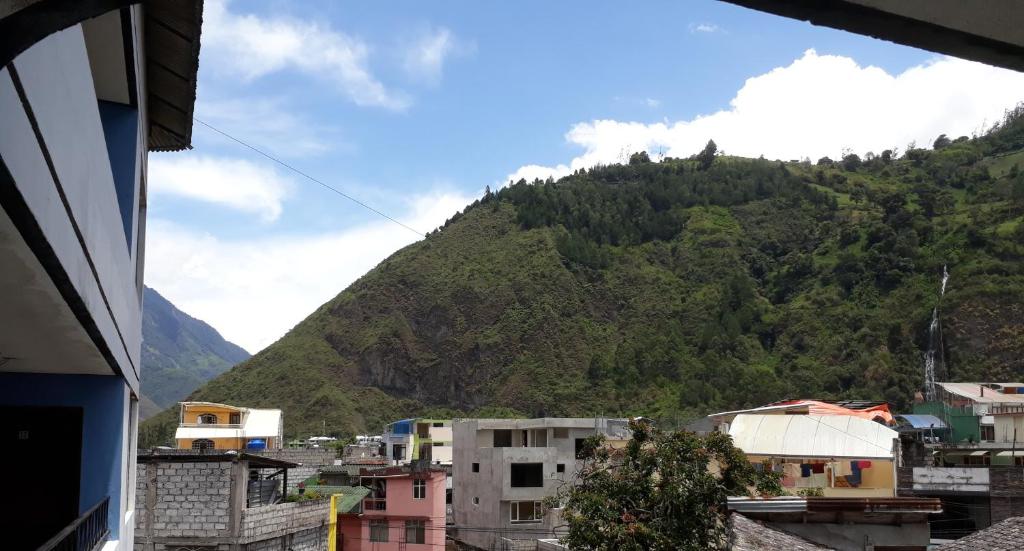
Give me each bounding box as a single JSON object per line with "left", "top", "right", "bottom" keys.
{"left": 140, "top": 106, "right": 1024, "bottom": 446}
{"left": 139, "top": 286, "right": 250, "bottom": 418}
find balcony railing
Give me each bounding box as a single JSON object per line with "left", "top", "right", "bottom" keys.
{"left": 178, "top": 422, "right": 243, "bottom": 428}
{"left": 35, "top": 497, "right": 109, "bottom": 551}
{"left": 363, "top": 498, "right": 387, "bottom": 511}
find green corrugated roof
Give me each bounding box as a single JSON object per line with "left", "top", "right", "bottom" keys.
{"left": 304, "top": 485, "right": 369, "bottom": 513}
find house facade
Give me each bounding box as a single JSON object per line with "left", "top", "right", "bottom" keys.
{"left": 451, "top": 417, "right": 632, "bottom": 550}
{"left": 336, "top": 465, "right": 447, "bottom": 550}
{"left": 384, "top": 418, "right": 453, "bottom": 465}
{"left": 0, "top": 3, "right": 201, "bottom": 550}
{"left": 175, "top": 401, "right": 284, "bottom": 450}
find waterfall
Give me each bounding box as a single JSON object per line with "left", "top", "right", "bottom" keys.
{"left": 924, "top": 265, "right": 949, "bottom": 401}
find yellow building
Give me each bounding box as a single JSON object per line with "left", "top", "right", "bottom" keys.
{"left": 175, "top": 402, "right": 284, "bottom": 450}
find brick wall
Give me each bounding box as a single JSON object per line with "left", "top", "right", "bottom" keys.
{"left": 988, "top": 467, "right": 1024, "bottom": 522}
{"left": 240, "top": 498, "right": 331, "bottom": 544}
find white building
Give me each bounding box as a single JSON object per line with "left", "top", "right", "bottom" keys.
{"left": 451, "top": 418, "right": 631, "bottom": 550}
{"left": 0, "top": 3, "right": 202, "bottom": 550}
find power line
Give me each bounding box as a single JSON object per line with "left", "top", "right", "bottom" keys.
{"left": 192, "top": 117, "right": 427, "bottom": 238}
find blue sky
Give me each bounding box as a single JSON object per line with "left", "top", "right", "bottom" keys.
{"left": 145, "top": 0, "right": 1024, "bottom": 352}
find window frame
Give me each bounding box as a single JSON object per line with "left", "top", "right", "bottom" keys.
{"left": 404, "top": 520, "right": 426, "bottom": 544}
{"left": 369, "top": 519, "right": 389, "bottom": 542}
{"left": 198, "top": 413, "right": 218, "bottom": 425}
{"left": 191, "top": 439, "right": 214, "bottom": 450}
{"left": 413, "top": 478, "right": 426, "bottom": 500}
{"left": 510, "top": 500, "right": 544, "bottom": 523}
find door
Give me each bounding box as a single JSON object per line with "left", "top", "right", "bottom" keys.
{"left": 0, "top": 406, "right": 83, "bottom": 550}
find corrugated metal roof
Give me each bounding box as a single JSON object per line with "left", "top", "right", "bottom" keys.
{"left": 145, "top": 0, "right": 203, "bottom": 151}
{"left": 897, "top": 414, "right": 948, "bottom": 429}
{"left": 937, "top": 382, "right": 1024, "bottom": 404}
{"left": 728, "top": 414, "right": 898, "bottom": 459}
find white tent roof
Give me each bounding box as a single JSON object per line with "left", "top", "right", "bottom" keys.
{"left": 728, "top": 414, "right": 898, "bottom": 460}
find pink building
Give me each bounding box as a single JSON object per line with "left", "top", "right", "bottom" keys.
{"left": 338, "top": 465, "right": 447, "bottom": 550}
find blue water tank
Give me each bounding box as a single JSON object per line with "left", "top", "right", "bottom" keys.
{"left": 246, "top": 439, "right": 267, "bottom": 450}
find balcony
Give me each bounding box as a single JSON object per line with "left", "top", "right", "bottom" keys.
{"left": 178, "top": 422, "right": 243, "bottom": 429}
{"left": 36, "top": 497, "right": 109, "bottom": 551}
{"left": 363, "top": 498, "right": 387, "bottom": 511}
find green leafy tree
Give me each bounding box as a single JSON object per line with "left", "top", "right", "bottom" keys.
{"left": 933, "top": 134, "right": 951, "bottom": 150}
{"left": 697, "top": 139, "right": 718, "bottom": 170}
{"left": 630, "top": 151, "right": 652, "bottom": 165}
{"left": 557, "top": 420, "right": 781, "bottom": 551}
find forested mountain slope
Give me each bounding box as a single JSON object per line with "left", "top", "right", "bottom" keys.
{"left": 140, "top": 286, "right": 250, "bottom": 418}
{"left": 141, "top": 107, "right": 1024, "bottom": 445}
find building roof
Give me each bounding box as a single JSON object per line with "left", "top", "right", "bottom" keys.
{"left": 937, "top": 382, "right": 1024, "bottom": 404}
{"left": 137, "top": 449, "right": 298, "bottom": 469}
{"left": 936, "top": 516, "right": 1024, "bottom": 550}
{"left": 896, "top": 414, "right": 948, "bottom": 430}
{"left": 728, "top": 513, "right": 831, "bottom": 550}
{"left": 712, "top": 400, "right": 893, "bottom": 425}
{"left": 728, "top": 414, "right": 898, "bottom": 459}
{"left": 144, "top": 0, "right": 203, "bottom": 152}
{"left": 176, "top": 403, "right": 282, "bottom": 440}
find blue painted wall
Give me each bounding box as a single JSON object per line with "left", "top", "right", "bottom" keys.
{"left": 97, "top": 100, "right": 138, "bottom": 251}
{"left": 0, "top": 372, "right": 127, "bottom": 537}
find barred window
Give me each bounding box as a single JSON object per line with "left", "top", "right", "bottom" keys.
{"left": 405, "top": 520, "right": 425, "bottom": 544}
{"left": 370, "top": 519, "right": 389, "bottom": 542}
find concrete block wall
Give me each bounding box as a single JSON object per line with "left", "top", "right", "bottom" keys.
{"left": 989, "top": 467, "right": 1024, "bottom": 522}
{"left": 136, "top": 461, "right": 235, "bottom": 540}
{"left": 240, "top": 498, "right": 331, "bottom": 543}
{"left": 246, "top": 526, "right": 329, "bottom": 551}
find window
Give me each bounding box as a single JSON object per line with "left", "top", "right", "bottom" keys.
{"left": 494, "top": 429, "right": 512, "bottom": 447}
{"left": 472, "top": 462, "right": 480, "bottom": 473}
{"left": 191, "top": 439, "right": 214, "bottom": 450}
{"left": 556, "top": 463, "right": 565, "bottom": 473}
{"left": 414, "top": 479, "right": 426, "bottom": 500}
{"left": 575, "top": 438, "right": 593, "bottom": 459}
{"left": 405, "top": 520, "right": 425, "bottom": 544}
{"left": 510, "top": 463, "right": 544, "bottom": 487}
{"left": 981, "top": 425, "right": 995, "bottom": 441}
{"left": 229, "top": 412, "right": 241, "bottom": 424}
{"left": 369, "top": 519, "right": 389, "bottom": 542}
{"left": 433, "top": 422, "right": 445, "bottom": 427}
{"left": 198, "top": 414, "right": 218, "bottom": 425}
{"left": 473, "top": 497, "right": 480, "bottom": 505}
{"left": 510, "top": 501, "right": 544, "bottom": 523}
{"left": 553, "top": 428, "right": 569, "bottom": 439}
{"left": 433, "top": 441, "right": 444, "bottom": 446}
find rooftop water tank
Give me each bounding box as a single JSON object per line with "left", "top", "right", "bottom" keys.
{"left": 246, "top": 439, "right": 267, "bottom": 450}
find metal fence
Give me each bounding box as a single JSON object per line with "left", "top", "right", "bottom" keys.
{"left": 35, "top": 496, "right": 109, "bottom": 551}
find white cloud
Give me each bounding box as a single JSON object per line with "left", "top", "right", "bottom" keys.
{"left": 202, "top": 0, "right": 409, "bottom": 110}
{"left": 402, "top": 27, "right": 462, "bottom": 84}
{"left": 194, "top": 96, "right": 339, "bottom": 157}
{"left": 645, "top": 98, "right": 661, "bottom": 108}
{"left": 148, "top": 155, "right": 292, "bottom": 222}
{"left": 690, "top": 23, "right": 721, "bottom": 34}
{"left": 144, "top": 191, "right": 473, "bottom": 352}
{"left": 506, "top": 50, "right": 1024, "bottom": 182}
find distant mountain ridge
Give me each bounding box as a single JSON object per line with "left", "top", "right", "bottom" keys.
{"left": 140, "top": 286, "right": 250, "bottom": 418}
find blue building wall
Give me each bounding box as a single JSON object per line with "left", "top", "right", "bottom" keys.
{"left": 0, "top": 372, "right": 127, "bottom": 537}
{"left": 97, "top": 100, "right": 138, "bottom": 250}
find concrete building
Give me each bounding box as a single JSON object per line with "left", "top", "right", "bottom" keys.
{"left": 134, "top": 450, "right": 333, "bottom": 551}
{"left": 913, "top": 382, "right": 1024, "bottom": 450}
{"left": 175, "top": 401, "right": 285, "bottom": 451}
{"left": 384, "top": 418, "right": 453, "bottom": 465}
{"left": 727, "top": 414, "right": 900, "bottom": 497}
{"left": 0, "top": 2, "right": 202, "bottom": 550}
{"left": 336, "top": 464, "right": 447, "bottom": 550}
{"left": 451, "top": 417, "right": 631, "bottom": 550}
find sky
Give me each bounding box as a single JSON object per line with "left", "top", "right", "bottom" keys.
{"left": 145, "top": 0, "right": 1024, "bottom": 353}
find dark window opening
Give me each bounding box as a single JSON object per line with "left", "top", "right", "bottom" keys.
{"left": 575, "top": 438, "right": 593, "bottom": 459}
{"left": 510, "top": 463, "right": 544, "bottom": 487}
{"left": 981, "top": 425, "right": 995, "bottom": 441}
{"left": 229, "top": 412, "right": 241, "bottom": 424}
{"left": 405, "top": 520, "right": 425, "bottom": 544}
{"left": 556, "top": 463, "right": 565, "bottom": 473}
{"left": 198, "top": 414, "right": 218, "bottom": 425}
{"left": 433, "top": 422, "right": 444, "bottom": 427}
{"left": 472, "top": 462, "right": 480, "bottom": 473}
{"left": 192, "top": 439, "right": 214, "bottom": 450}
{"left": 494, "top": 429, "right": 512, "bottom": 448}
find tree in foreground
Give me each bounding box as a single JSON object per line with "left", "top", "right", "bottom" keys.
{"left": 556, "top": 420, "right": 781, "bottom": 551}
{"left": 697, "top": 139, "right": 717, "bottom": 170}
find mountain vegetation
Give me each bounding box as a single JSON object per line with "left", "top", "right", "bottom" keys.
{"left": 141, "top": 106, "right": 1024, "bottom": 445}
{"left": 140, "top": 286, "right": 250, "bottom": 418}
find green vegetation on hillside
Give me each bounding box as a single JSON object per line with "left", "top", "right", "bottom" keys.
{"left": 140, "top": 286, "right": 250, "bottom": 418}
{"left": 141, "top": 106, "right": 1024, "bottom": 446}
